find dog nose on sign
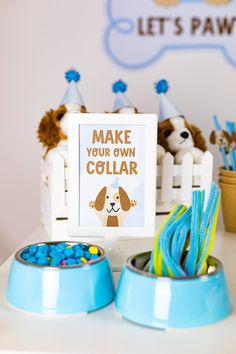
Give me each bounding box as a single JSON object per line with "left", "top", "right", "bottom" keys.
{"left": 110, "top": 202, "right": 115, "bottom": 207}
{"left": 180, "top": 131, "right": 189, "bottom": 139}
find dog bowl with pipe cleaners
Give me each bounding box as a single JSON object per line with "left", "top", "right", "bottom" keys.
{"left": 7, "top": 241, "right": 115, "bottom": 315}
{"left": 116, "top": 183, "right": 232, "bottom": 329}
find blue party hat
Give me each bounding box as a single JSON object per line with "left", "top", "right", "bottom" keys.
{"left": 112, "top": 80, "right": 133, "bottom": 112}
{"left": 154, "top": 79, "right": 181, "bottom": 121}
{"left": 61, "top": 68, "right": 85, "bottom": 106}
{"left": 110, "top": 177, "right": 119, "bottom": 189}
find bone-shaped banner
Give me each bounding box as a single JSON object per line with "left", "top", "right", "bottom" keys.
{"left": 104, "top": 0, "right": 236, "bottom": 69}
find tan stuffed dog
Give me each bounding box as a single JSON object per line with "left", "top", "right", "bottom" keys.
{"left": 38, "top": 104, "right": 86, "bottom": 158}
{"left": 158, "top": 117, "right": 207, "bottom": 163}
{"left": 209, "top": 130, "right": 234, "bottom": 153}
{"left": 155, "top": 79, "right": 207, "bottom": 164}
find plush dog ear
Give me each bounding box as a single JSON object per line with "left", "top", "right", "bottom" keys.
{"left": 80, "top": 105, "right": 87, "bottom": 113}
{"left": 185, "top": 121, "right": 207, "bottom": 152}
{"left": 95, "top": 187, "right": 107, "bottom": 211}
{"left": 119, "top": 187, "right": 131, "bottom": 211}
{"left": 37, "top": 105, "right": 67, "bottom": 157}
{"left": 37, "top": 109, "right": 61, "bottom": 156}
{"left": 53, "top": 104, "right": 67, "bottom": 123}
{"left": 209, "top": 130, "right": 216, "bottom": 144}
{"left": 223, "top": 130, "right": 234, "bottom": 144}
{"left": 157, "top": 120, "right": 174, "bottom": 152}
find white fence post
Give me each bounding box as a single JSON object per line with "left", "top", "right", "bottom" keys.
{"left": 200, "top": 151, "right": 213, "bottom": 202}
{"left": 161, "top": 153, "right": 174, "bottom": 202}
{"left": 180, "top": 152, "right": 193, "bottom": 203}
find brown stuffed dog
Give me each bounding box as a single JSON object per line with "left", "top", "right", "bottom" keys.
{"left": 158, "top": 116, "right": 207, "bottom": 163}
{"left": 209, "top": 130, "right": 234, "bottom": 153}
{"left": 37, "top": 104, "right": 86, "bottom": 158}
{"left": 38, "top": 68, "right": 87, "bottom": 161}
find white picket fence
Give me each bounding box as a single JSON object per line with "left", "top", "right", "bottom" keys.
{"left": 156, "top": 151, "right": 213, "bottom": 214}
{"left": 40, "top": 151, "right": 213, "bottom": 239}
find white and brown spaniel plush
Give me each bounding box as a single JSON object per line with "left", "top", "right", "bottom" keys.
{"left": 89, "top": 186, "right": 137, "bottom": 227}
{"left": 158, "top": 116, "right": 207, "bottom": 164}
{"left": 209, "top": 130, "right": 234, "bottom": 153}
{"left": 37, "top": 103, "right": 87, "bottom": 161}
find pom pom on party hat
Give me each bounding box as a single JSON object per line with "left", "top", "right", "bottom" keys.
{"left": 61, "top": 68, "right": 85, "bottom": 106}
{"left": 154, "top": 79, "right": 182, "bottom": 121}
{"left": 112, "top": 80, "right": 134, "bottom": 112}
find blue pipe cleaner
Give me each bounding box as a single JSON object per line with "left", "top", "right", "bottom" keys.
{"left": 149, "top": 205, "right": 182, "bottom": 274}
{"left": 199, "top": 184, "right": 216, "bottom": 252}
{"left": 171, "top": 207, "right": 192, "bottom": 264}
{"left": 65, "top": 69, "right": 80, "bottom": 83}
{"left": 196, "top": 189, "right": 221, "bottom": 273}
{"left": 112, "top": 80, "right": 127, "bottom": 93}
{"left": 176, "top": 219, "right": 191, "bottom": 265}
{"left": 162, "top": 207, "right": 191, "bottom": 277}
{"left": 154, "top": 79, "right": 169, "bottom": 94}
{"left": 160, "top": 205, "right": 187, "bottom": 277}
{"left": 184, "top": 191, "right": 200, "bottom": 276}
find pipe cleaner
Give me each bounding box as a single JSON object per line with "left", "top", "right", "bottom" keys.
{"left": 149, "top": 183, "right": 221, "bottom": 277}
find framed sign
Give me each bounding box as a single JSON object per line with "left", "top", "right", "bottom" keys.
{"left": 68, "top": 113, "right": 157, "bottom": 238}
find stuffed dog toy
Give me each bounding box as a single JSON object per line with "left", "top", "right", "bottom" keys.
{"left": 111, "top": 80, "right": 139, "bottom": 114}
{"left": 89, "top": 185, "right": 137, "bottom": 227}
{"left": 209, "top": 130, "right": 234, "bottom": 153}
{"left": 38, "top": 69, "right": 87, "bottom": 162}
{"left": 38, "top": 103, "right": 86, "bottom": 159}
{"left": 158, "top": 116, "right": 207, "bottom": 163}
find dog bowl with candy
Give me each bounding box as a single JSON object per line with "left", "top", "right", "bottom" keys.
{"left": 7, "top": 241, "right": 115, "bottom": 314}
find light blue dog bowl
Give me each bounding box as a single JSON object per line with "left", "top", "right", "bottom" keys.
{"left": 116, "top": 252, "right": 232, "bottom": 329}
{"left": 7, "top": 242, "right": 115, "bottom": 315}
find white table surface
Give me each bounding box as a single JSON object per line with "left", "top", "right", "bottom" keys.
{"left": 0, "top": 225, "right": 236, "bottom": 354}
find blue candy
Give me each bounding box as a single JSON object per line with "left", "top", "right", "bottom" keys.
{"left": 64, "top": 247, "right": 74, "bottom": 258}
{"left": 84, "top": 251, "right": 91, "bottom": 260}
{"left": 39, "top": 245, "right": 49, "bottom": 253}
{"left": 49, "top": 244, "right": 57, "bottom": 252}
{"left": 49, "top": 250, "right": 58, "bottom": 258}
{"left": 21, "top": 242, "right": 98, "bottom": 267}
{"left": 21, "top": 252, "right": 30, "bottom": 260}
{"left": 66, "top": 258, "right": 77, "bottom": 265}
{"left": 27, "top": 256, "right": 37, "bottom": 264}
{"left": 51, "top": 256, "right": 62, "bottom": 266}
{"left": 36, "top": 248, "right": 48, "bottom": 258}
{"left": 75, "top": 249, "right": 84, "bottom": 258}
{"left": 29, "top": 245, "right": 37, "bottom": 255}
{"left": 37, "top": 257, "right": 49, "bottom": 266}
{"left": 56, "top": 243, "right": 67, "bottom": 253}
{"left": 90, "top": 254, "right": 99, "bottom": 260}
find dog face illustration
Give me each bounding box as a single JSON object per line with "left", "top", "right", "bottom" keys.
{"left": 90, "top": 185, "right": 137, "bottom": 227}
{"left": 95, "top": 186, "right": 131, "bottom": 215}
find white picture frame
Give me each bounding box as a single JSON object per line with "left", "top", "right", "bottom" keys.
{"left": 68, "top": 113, "right": 157, "bottom": 238}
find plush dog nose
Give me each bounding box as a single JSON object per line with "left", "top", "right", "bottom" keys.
{"left": 110, "top": 202, "right": 115, "bottom": 207}
{"left": 180, "top": 131, "right": 189, "bottom": 139}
